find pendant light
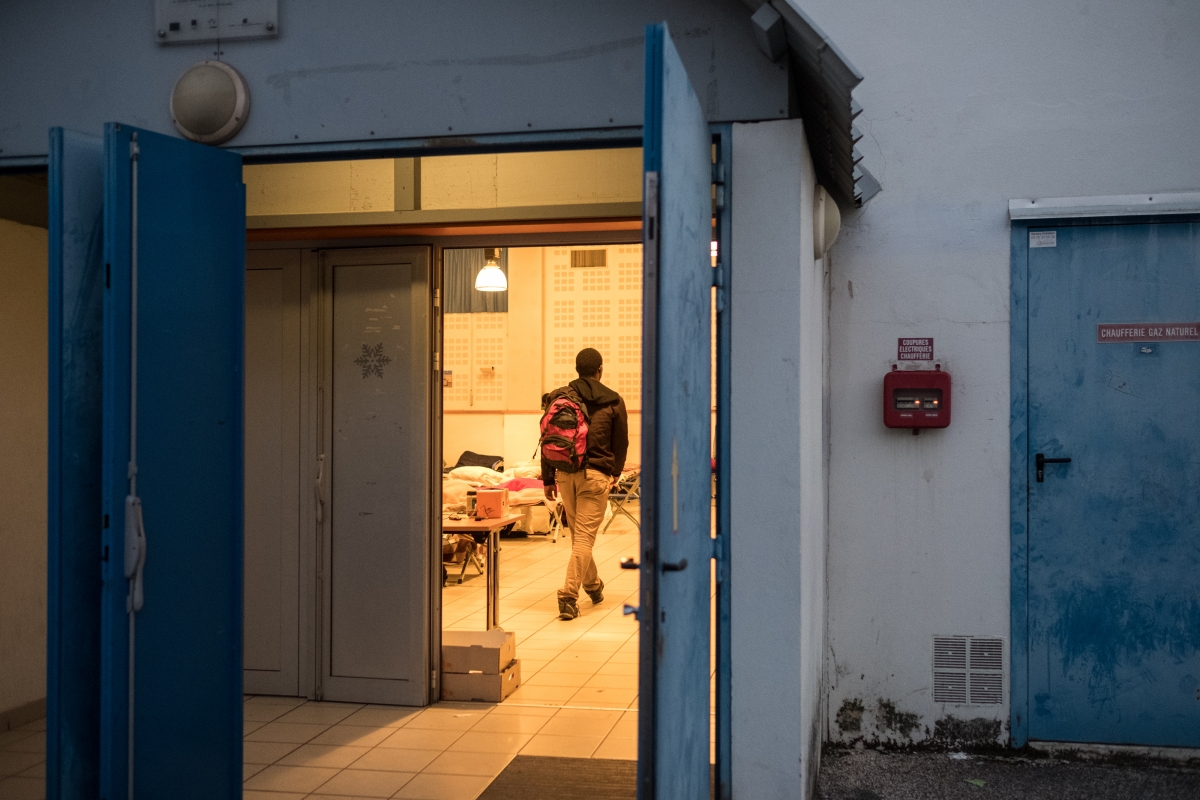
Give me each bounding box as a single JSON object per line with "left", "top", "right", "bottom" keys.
{"left": 474, "top": 248, "right": 508, "bottom": 292}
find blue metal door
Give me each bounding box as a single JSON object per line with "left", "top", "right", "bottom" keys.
{"left": 48, "top": 128, "right": 105, "bottom": 799}
{"left": 100, "top": 124, "right": 245, "bottom": 799}
{"left": 639, "top": 23, "right": 713, "bottom": 799}
{"left": 1026, "top": 221, "right": 1200, "bottom": 746}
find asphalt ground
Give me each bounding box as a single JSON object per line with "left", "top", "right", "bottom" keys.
{"left": 816, "top": 746, "right": 1200, "bottom": 800}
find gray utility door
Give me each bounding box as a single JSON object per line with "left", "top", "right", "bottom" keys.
{"left": 1026, "top": 221, "right": 1200, "bottom": 746}
{"left": 639, "top": 22, "right": 714, "bottom": 800}
{"left": 320, "top": 247, "right": 432, "bottom": 705}
{"left": 244, "top": 250, "right": 303, "bottom": 696}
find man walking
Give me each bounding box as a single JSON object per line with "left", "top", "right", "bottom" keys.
{"left": 542, "top": 348, "right": 629, "bottom": 620}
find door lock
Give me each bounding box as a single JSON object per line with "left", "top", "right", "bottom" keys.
{"left": 1035, "top": 452, "right": 1072, "bottom": 482}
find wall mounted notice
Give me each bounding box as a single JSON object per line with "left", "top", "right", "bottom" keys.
{"left": 897, "top": 338, "right": 934, "bottom": 360}
{"left": 1030, "top": 231, "right": 1057, "bottom": 248}
{"left": 1097, "top": 323, "right": 1200, "bottom": 343}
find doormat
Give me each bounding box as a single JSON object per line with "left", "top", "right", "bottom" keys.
{"left": 477, "top": 756, "right": 636, "bottom": 800}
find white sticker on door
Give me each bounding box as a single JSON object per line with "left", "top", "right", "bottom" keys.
{"left": 1030, "top": 231, "right": 1057, "bottom": 248}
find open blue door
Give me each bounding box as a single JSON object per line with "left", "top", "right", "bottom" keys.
{"left": 639, "top": 23, "right": 713, "bottom": 800}
{"left": 100, "top": 124, "right": 245, "bottom": 800}
{"left": 48, "top": 128, "right": 105, "bottom": 799}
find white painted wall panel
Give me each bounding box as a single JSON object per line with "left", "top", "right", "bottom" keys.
{"left": 798, "top": 0, "right": 1200, "bottom": 745}
{"left": 730, "top": 119, "right": 824, "bottom": 798}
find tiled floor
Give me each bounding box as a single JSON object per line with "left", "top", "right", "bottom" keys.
{"left": 0, "top": 504, "right": 716, "bottom": 800}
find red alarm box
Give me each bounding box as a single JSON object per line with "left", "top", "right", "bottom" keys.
{"left": 884, "top": 366, "right": 951, "bottom": 430}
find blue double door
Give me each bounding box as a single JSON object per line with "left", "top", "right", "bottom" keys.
{"left": 49, "top": 125, "right": 244, "bottom": 799}
{"left": 1025, "top": 220, "right": 1200, "bottom": 746}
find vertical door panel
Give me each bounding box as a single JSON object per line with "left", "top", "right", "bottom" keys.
{"left": 1027, "top": 222, "right": 1200, "bottom": 746}
{"left": 48, "top": 127, "right": 104, "bottom": 799}
{"left": 321, "top": 247, "right": 430, "bottom": 706}
{"left": 101, "top": 124, "right": 245, "bottom": 799}
{"left": 244, "top": 250, "right": 302, "bottom": 695}
{"left": 640, "top": 23, "right": 713, "bottom": 800}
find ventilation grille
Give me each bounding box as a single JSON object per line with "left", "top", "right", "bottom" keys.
{"left": 571, "top": 249, "right": 607, "bottom": 268}
{"left": 933, "top": 636, "right": 1005, "bottom": 705}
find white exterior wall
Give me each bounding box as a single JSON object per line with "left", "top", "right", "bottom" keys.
{"left": 730, "top": 119, "right": 824, "bottom": 797}
{"left": 799, "top": 0, "right": 1200, "bottom": 745}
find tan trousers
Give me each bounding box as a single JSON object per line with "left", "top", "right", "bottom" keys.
{"left": 556, "top": 469, "right": 611, "bottom": 601}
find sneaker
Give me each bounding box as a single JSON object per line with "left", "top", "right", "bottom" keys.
{"left": 586, "top": 580, "right": 605, "bottom": 605}
{"left": 558, "top": 597, "right": 580, "bottom": 620}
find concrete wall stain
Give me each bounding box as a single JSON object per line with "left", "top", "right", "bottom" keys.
{"left": 836, "top": 698, "right": 864, "bottom": 733}
{"left": 876, "top": 699, "right": 920, "bottom": 739}
{"left": 931, "top": 715, "right": 1003, "bottom": 747}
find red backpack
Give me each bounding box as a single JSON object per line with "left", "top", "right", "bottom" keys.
{"left": 539, "top": 389, "right": 589, "bottom": 473}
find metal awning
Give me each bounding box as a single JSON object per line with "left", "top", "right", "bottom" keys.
{"left": 743, "top": 0, "right": 880, "bottom": 209}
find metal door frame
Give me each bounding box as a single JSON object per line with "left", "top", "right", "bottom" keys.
{"left": 1008, "top": 206, "right": 1200, "bottom": 748}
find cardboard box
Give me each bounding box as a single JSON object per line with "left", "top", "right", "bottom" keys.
{"left": 475, "top": 487, "right": 509, "bottom": 519}
{"left": 442, "top": 628, "right": 516, "bottom": 675}
{"left": 441, "top": 659, "right": 521, "bottom": 702}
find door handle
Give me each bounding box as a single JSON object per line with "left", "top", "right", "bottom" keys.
{"left": 1035, "top": 452, "right": 1071, "bottom": 482}
{"left": 661, "top": 558, "right": 688, "bottom": 573}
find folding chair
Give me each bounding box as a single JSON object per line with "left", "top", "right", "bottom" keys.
{"left": 601, "top": 470, "right": 641, "bottom": 534}
{"left": 542, "top": 496, "right": 564, "bottom": 543}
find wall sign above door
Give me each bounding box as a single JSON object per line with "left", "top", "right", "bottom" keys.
{"left": 898, "top": 337, "right": 934, "bottom": 360}
{"left": 1097, "top": 323, "right": 1200, "bottom": 343}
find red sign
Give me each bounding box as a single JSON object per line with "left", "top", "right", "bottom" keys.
{"left": 897, "top": 337, "right": 934, "bottom": 360}
{"left": 1097, "top": 323, "right": 1200, "bottom": 343}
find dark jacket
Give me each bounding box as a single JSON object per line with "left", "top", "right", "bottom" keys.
{"left": 541, "top": 377, "right": 630, "bottom": 484}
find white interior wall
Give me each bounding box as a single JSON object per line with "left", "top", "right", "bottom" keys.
{"left": 798, "top": 0, "right": 1200, "bottom": 745}
{"left": 730, "top": 119, "right": 823, "bottom": 798}
{"left": 0, "top": 219, "right": 48, "bottom": 720}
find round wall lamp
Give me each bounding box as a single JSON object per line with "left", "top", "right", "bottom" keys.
{"left": 813, "top": 185, "right": 842, "bottom": 259}
{"left": 170, "top": 61, "right": 250, "bottom": 145}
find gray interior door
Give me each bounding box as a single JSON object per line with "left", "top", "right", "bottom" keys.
{"left": 320, "top": 246, "right": 431, "bottom": 705}
{"left": 244, "top": 249, "right": 303, "bottom": 696}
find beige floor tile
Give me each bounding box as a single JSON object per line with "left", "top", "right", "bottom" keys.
{"left": 376, "top": 727, "right": 463, "bottom": 751}
{"left": 275, "top": 703, "right": 362, "bottom": 726}
{"left": 608, "top": 712, "right": 638, "bottom": 739}
{"left": 568, "top": 687, "right": 638, "bottom": 708}
{"left": 244, "top": 762, "right": 267, "bottom": 780}
{"left": 519, "top": 733, "right": 604, "bottom": 758}
{"left": 311, "top": 768, "right": 415, "bottom": 797}
{"left": 15, "top": 762, "right": 44, "bottom": 778}
{"left": 595, "top": 662, "right": 637, "bottom": 676}
{"left": 537, "top": 659, "right": 601, "bottom": 675}
{"left": 502, "top": 685, "right": 577, "bottom": 704}
{"left": 0, "top": 776, "right": 44, "bottom": 800}
{"left": 403, "top": 709, "right": 487, "bottom": 732}
{"left": 445, "top": 731, "right": 532, "bottom": 755}
{"left": 540, "top": 708, "right": 622, "bottom": 736}
{"left": 522, "top": 671, "right": 591, "bottom": 688}
{"left": 422, "top": 750, "right": 514, "bottom": 777}
{"left": 0, "top": 751, "right": 44, "bottom": 778}
{"left": 244, "top": 721, "right": 332, "bottom": 744}
{"left": 467, "top": 713, "right": 548, "bottom": 735}
{"left": 243, "top": 739, "right": 301, "bottom": 764}
{"left": 593, "top": 737, "right": 638, "bottom": 760}
{"left": 309, "top": 724, "right": 397, "bottom": 748}
{"left": 244, "top": 719, "right": 268, "bottom": 736}
{"left": 242, "top": 764, "right": 340, "bottom": 793}
{"left": 584, "top": 673, "right": 639, "bottom": 690}
{"left": 0, "top": 730, "right": 37, "bottom": 749}
{"left": 339, "top": 706, "right": 422, "bottom": 729}
{"left": 489, "top": 703, "right": 558, "bottom": 716}
{"left": 14, "top": 720, "right": 44, "bottom": 732}
{"left": 245, "top": 695, "right": 308, "bottom": 708}
{"left": 392, "top": 772, "right": 493, "bottom": 800}
{"left": 244, "top": 703, "right": 295, "bottom": 722}
{"left": 347, "top": 747, "right": 439, "bottom": 772}
{"left": 606, "top": 652, "right": 640, "bottom": 664}
{"left": 277, "top": 743, "right": 371, "bottom": 768}
{"left": 243, "top": 791, "right": 306, "bottom": 800}
{"left": 1, "top": 735, "right": 43, "bottom": 754}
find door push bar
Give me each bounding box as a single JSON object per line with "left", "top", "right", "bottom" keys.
{"left": 1035, "top": 452, "right": 1072, "bottom": 482}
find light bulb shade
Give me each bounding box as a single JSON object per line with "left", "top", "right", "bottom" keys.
{"left": 475, "top": 264, "right": 508, "bottom": 292}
